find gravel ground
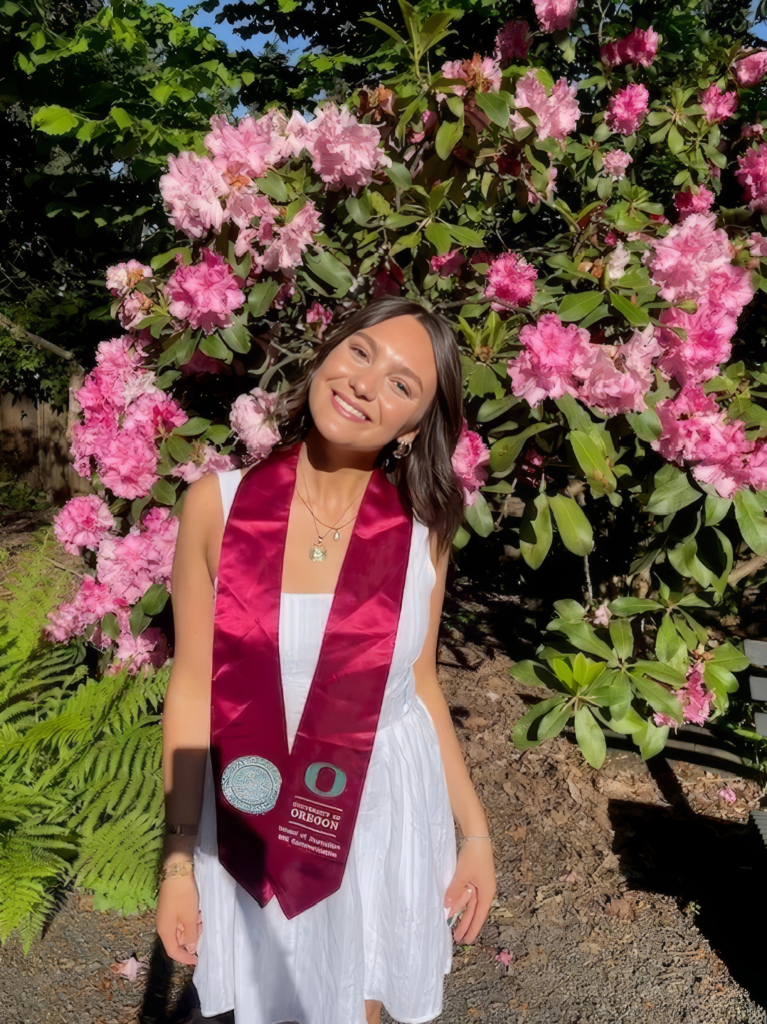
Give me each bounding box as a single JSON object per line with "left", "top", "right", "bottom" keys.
{"left": 2, "top": 656, "right": 766, "bottom": 1024}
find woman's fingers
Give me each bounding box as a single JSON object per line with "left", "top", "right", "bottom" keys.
{"left": 452, "top": 884, "right": 479, "bottom": 943}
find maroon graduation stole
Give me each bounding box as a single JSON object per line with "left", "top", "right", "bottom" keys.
{"left": 210, "top": 443, "right": 412, "bottom": 918}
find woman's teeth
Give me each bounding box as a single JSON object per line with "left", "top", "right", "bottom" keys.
{"left": 335, "top": 394, "right": 367, "bottom": 420}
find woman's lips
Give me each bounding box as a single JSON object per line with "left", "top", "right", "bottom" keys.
{"left": 331, "top": 390, "right": 370, "bottom": 421}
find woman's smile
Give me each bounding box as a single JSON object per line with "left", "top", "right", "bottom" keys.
{"left": 331, "top": 389, "right": 371, "bottom": 422}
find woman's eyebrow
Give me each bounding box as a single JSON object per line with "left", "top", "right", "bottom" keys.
{"left": 353, "top": 331, "right": 423, "bottom": 391}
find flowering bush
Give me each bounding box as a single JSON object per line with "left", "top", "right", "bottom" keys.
{"left": 45, "top": 0, "right": 767, "bottom": 767}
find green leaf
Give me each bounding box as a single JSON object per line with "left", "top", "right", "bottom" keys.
{"left": 574, "top": 706, "right": 606, "bottom": 768}
{"left": 537, "top": 699, "right": 572, "bottom": 741}
{"left": 447, "top": 223, "right": 485, "bottom": 247}
{"left": 464, "top": 492, "right": 494, "bottom": 537}
{"left": 474, "top": 90, "right": 512, "bottom": 127}
{"left": 610, "top": 292, "right": 649, "bottom": 327}
{"left": 221, "top": 323, "right": 251, "bottom": 355}
{"left": 150, "top": 246, "right": 192, "bottom": 271}
{"left": 137, "top": 582, "right": 169, "bottom": 617}
{"left": 608, "top": 597, "right": 663, "bottom": 616}
{"left": 555, "top": 394, "right": 593, "bottom": 432}
{"left": 636, "top": 721, "right": 669, "bottom": 760}
{"left": 466, "top": 364, "right": 499, "bottom": 397}
{"left": 557, "top": 291, "right": 604, "bottom": 322}
{"left": 512, "top": 697, "right": 564, "bottom": 750}
{"left": 609, "top": 619, "right": 634, "bottom": 661}
{"left": 199, "top": 333, "right": 231, "bottom": 362}
{"left": 386, "top": 162, "right": 412, "bottom": 189}
{"left": 655, "top": 614, "right": 687, "bottom": 669}
{"left": 508, "top": 660, "right": 559, "bottom": 688}
{"left": 248, "top": 278, "right": 281, "bottom": 318}
{"left": 425, "top": 221, "right": 452, "bottom": 255}
{"left": 631, "top": 672, "right": 683, "bottom": 723}
{"left": 173, "top": 417, "right": 211, "bottom": 436}
{"left": 549, "top": 621, "right": 617, "bottom": 662}
{"left": 32, "top": 104, "right": 79, "bottom": 135}
{"left": 519, "top": 493, "right": 552, "bottom": 570}
{"left": 708, "top": 640, "right": 750, "bottom": 674}
{"left": 109, "top": 106, "right": 133, "bottom": 130}
{"left": 254, "top": 170, "right": 289, "bottom": 203}
{"left": 151, "top": 479, "right": 177, "bottom": 506}
{"left": 477, "top": 396, "right": 518, "bottom": 422}
{"left": 567, "top": 428, "right": 617, "bottom": 494}
{"left": 435, "top": 115, "right": 464, "bottom": 160}
{"left": 360, "top": 15, "right": 407, "bottom": 46}
{"left": 489, "top": 423, "right": 554, "bottom": 474}
{"left": 303, "top": 250, "right": 354, "bottom": 297}
{"left": 734, "top": 488, "right": 767, "bottom": 555}
{"left": 129, "top": 604, "right": 151, "bottom": 640}
{"left": 625, "top": 407, "right": 661, "bottom": 442}
{"left": 644, "top": 464, "right": 701, "bottom": 516}
{"left": 547, "top": 494, "right": 594, "bottom": 556}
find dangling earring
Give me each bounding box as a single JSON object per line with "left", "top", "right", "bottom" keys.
{"left": 392, "top": 439, "right": 412, "bottom": 459}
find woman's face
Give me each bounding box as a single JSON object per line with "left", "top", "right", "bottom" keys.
{"left": 308, "top": 314, "right": 439, "bottom": 454}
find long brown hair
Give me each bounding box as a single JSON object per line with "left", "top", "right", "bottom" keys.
{"left": 275, "top": 297, "right": 465, "bottom": 552}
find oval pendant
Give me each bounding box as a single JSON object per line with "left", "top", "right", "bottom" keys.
{"left": 310, "top": 544, "right": 328, "bottom": 562}
{"left": 333, "top": 531, "right": 341, "bottom": 541}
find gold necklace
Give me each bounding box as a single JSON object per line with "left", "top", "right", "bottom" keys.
{"left": 298, "top": 454, "right": 365, "bottom": 562}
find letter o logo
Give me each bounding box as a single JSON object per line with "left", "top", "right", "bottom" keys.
{"left": 304, "top": 762, "right": 347, "bottom": 799}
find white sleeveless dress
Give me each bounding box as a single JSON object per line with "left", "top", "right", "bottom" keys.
{"left": 192, "top": 468, "right": 456, "bottom": 1024}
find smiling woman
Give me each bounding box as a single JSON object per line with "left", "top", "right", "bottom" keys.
{"left": 157, "top": 296, "right": 497, "bottom": 1024}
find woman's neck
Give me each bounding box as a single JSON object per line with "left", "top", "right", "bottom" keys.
{"left": 300, "top": 430, "right": 375, "bottom": 512}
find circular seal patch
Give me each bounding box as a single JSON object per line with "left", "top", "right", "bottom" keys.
{"left": 221, "top": 755, "right": 282, "bottom": 815}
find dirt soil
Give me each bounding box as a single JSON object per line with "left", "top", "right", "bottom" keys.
{"left": 2, "top": 653, "right": 766, "bottom": 1024}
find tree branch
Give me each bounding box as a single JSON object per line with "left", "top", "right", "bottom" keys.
{"left": 0, "top": 312, "right": 79, "bottom": 364}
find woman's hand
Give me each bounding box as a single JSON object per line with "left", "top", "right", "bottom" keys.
{"left": 156, "top": 872, "right": 202, "bottom": 966}
{"left": 444, "top": 838, "right": 496, "bottom": 944}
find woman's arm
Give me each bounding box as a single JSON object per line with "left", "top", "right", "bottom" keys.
{"left": 156, "top": 472, "right": 221, "bottom": 964}
{"left": 413, "top": 539, "right": 496, "bottom": 944}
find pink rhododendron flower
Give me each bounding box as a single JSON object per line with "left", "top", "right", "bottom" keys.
{"left": 652, "top": 386, "right": 756, "bottom": 498}
{"left": 734, "top": 50, "right": 767, "bottom": 88}
{"left": 527, "top": 165, "right": 558, "bottom": 205}
{"left": 159, "top": 151, "right": 228, "bottom": 239}
{"left": 165, "top": 249, "right": 245, "bottom": 335}
{"left": 592, "top": 603, "right": 612, "bottom": 627}
{"left": 205, "top": 110, "right": 289, "bottom": 181}
{"left": 123, "top": 390, "right": 188, "bottom": 442}
{"left": 257, "top": 200, "right": 323, "bottom": 272}
{"left": 305, "top": 103, "right": 391, "bottom": 194}
{"left": 117, "top": 290, "right": 154, "bottom": 331}
{"left": 605, "top": 83, "right": 649, "bottom": 136}
{"left": 510, "top": 72, "right": 580, "bottom": 142}
{"left": 574, "top": 326, "right": 661, "bottom": 415}
{"left": 106, "top": 260, "right": 152, "bottom": 296}
{"left": 533, "top": 0, "right": 578, "bottom": 32}
{"left": 735, "top": 144, "right": 767, "bottom": 211}
{"left": 496, "top": 949, "right": 513, "bottom": 967}
{"left": 54, "top": 495, "right": 115, "bottom": 556}
{"left": 654, "top": 665, "right": 714, "bottom": 728}
{"left": 602, "top": 149, "right": 633, "bottom": 180}
{"left": 495, "top": 20, "right": 532, "bottom": 62}
{"left": 699, "top": 84, "right": 738, "bottom": 124}
{"left": 674, "top": 185, "right": 715, "bottom": 220}
{"left": 605, "top": 240, "right": 631, "bottom": 282}
{"left": 600, "top": 26, "right": 659, "bottom": 68}
{"left": 516, "top": 443, "right": 546, "bottom": 487}
{"left": 718, "top": 786, "right": 737, "bottom": 804}
{"left": 97, "top": 508, "right": 179, "bottom": 604}
{"left": 230, "top": 388, "right": 281, "bottom": 459}
{"left": 749, "top": 232, "right": 767, "bottom": 256}
{"left": 44, "top": 574, "right": 122, "bottom": 643}
{"left": 171, "top": 445, "right": 239, "bottom": 483}
{"left": 452, "top": 424, "right": 490, "bottom": 506}
{"left": 98, "top": 432, "right": 160, "bottom": 500}
{"left": 111, "top": 626, "right": 169, "bottom": 675}
{"left": 408, "top": 109, "right": 437, "bottom": 144}
{"left": 430, "top": 250, "right": 466, "bottom": 278}
{"left": 484, "top": 252, "right": 538, "bottom": 311}
{"left": 272, "top": 280, "right": 297, "bottom": 309}
{"left": 508, "top": 314, "right": 592, "bottom": 407}
{"left": 643, "top": 212, "right": 731, "bottom": 302}
{"left": 306, "top": 301, "right": 334, "bottom": 333}
{"left": 743, "top": 123, "right": 765, "bottom": 139}
{"left": 440, "top": 54, "right": 502, "bottom": 98}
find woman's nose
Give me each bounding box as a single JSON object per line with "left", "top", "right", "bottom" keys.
{"left": 348, "top": 368, "right": 377, "bottom": 399}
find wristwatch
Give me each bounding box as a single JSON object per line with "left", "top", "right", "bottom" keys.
{"left": 165, "top": 823, "right": 198, "bottom": 836}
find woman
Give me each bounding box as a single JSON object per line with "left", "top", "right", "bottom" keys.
{"left": 157, "top": 296, "right": 496, "bottom": 1024}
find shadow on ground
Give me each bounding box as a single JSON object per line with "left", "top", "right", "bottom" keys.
{"left": 609, "top": 754, "right": 767, "bottom": 1009}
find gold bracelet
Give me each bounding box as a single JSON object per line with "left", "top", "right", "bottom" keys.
{"left": 458, "top": 835, "right": 492, "bottom": 846}
{"left": 159, "top": 860, "right": 194, "bottom": 883}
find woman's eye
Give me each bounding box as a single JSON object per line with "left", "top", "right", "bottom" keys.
{"left": 351, "top": 346, "right": 367, "bottom": 358}
{"left": 394, "top": 381, "right": 410, "bottom": 396}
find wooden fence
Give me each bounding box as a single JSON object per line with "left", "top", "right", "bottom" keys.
{"left": 0, "top": 374, "right": 86, "bottom": 502}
